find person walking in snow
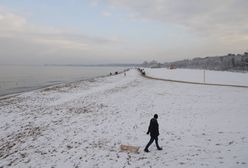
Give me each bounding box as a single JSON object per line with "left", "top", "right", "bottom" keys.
{"left": 144, "top": 114, "right": 162, "bottom": 152}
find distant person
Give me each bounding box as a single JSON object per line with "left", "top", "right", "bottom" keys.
{"left": 110, "top": 72, "right": 112, "bottom": 76}
{"left": 144, "top": 114, "right": 162, "bottom": 152}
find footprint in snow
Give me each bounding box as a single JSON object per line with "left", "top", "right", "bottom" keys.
{"left": 237, "top": 162, "right": 246, "bottom": 165}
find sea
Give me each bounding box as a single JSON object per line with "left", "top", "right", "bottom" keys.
{"left": 0, "top": 65, "right": 128, "bottom": 97}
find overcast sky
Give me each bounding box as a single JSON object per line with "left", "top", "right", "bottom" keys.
{"left": 0, "top": 0, "right": 247, "bottom": 65}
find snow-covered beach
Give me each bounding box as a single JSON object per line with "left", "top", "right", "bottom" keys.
{"left": 0, "top": 68, "right": 248, "bottom": 168}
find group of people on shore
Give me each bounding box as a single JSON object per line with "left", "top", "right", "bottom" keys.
{"left": 109, "top": 69, "right": 128, "bottom": 76}
{"left": 109, "top": 72, "right": 119, "bottom": 76}
{"left": 137, "top": 68, "right": 146, "bottom": 75}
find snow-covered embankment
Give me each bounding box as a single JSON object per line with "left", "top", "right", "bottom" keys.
{"left": 0, "top": 69, "right": 248, "bottom": 168}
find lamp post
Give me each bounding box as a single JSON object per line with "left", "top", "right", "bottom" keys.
{"left": 203, "top": 64, "right": 207, "bottom": 83}
{"left": 203, "top": 69, "right": 206, "bottom": 83}
{"left": 242, "top": 61, "right": 248, "bottom": 71}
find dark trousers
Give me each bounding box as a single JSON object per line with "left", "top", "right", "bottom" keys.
{"left": 145, "top": 136, "right": 160, "bottom": 150}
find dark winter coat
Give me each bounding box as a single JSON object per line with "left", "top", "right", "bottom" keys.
{"left": 147, "top": 118, "right": 159, "bottom": 137}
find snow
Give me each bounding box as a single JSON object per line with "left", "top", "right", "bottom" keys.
{"left": 0, "top": 69, "right": 248, "bottom": 168}
{"left": 145, "top": 68, "right": 248, "bottom": 86}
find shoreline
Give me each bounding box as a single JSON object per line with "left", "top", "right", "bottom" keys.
{"left": 0, "top": 69, "right": 129, "bottom": 100}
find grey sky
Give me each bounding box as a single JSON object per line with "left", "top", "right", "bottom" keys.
{"left": 0, "top": 0, "right": 247, "bottom": 64}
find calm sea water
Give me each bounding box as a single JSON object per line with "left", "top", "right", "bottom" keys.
{"left": 0, "top": 65, "right": 127, "bottom": 96}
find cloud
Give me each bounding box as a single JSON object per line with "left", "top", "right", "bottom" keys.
{"left": 1, "top": 2, "right": 247, "bottom": 64}
{"left": 98, "top": 0, "right": 248, "bottom": 38}
{"left": 0, "top": 8, "right": 27, "bottom": 33}
{"left": 0, "top": 7, "right": 124, "bottom": 64}
{"left": 0, "top": 7, "right": 120, "bottom": 49}
{"left": 89, "top": 0, "right": 99, "bottom": 7}
{"left": 102, "top": 11, "right": 112, "bottom": 17}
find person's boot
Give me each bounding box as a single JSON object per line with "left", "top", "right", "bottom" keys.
{"left": 157, "top": 147, "right": 163, "bottom": 150}
{"left": 144, "top": 148, "right": 150, "bottom": 152}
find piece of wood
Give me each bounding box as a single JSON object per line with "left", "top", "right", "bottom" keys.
{"left": 120, "top": 144, "right": 140, "bottom": 153}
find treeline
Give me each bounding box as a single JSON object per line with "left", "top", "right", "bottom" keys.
{"left": 142, "top": 52, "right": 248, "bottom": 71}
